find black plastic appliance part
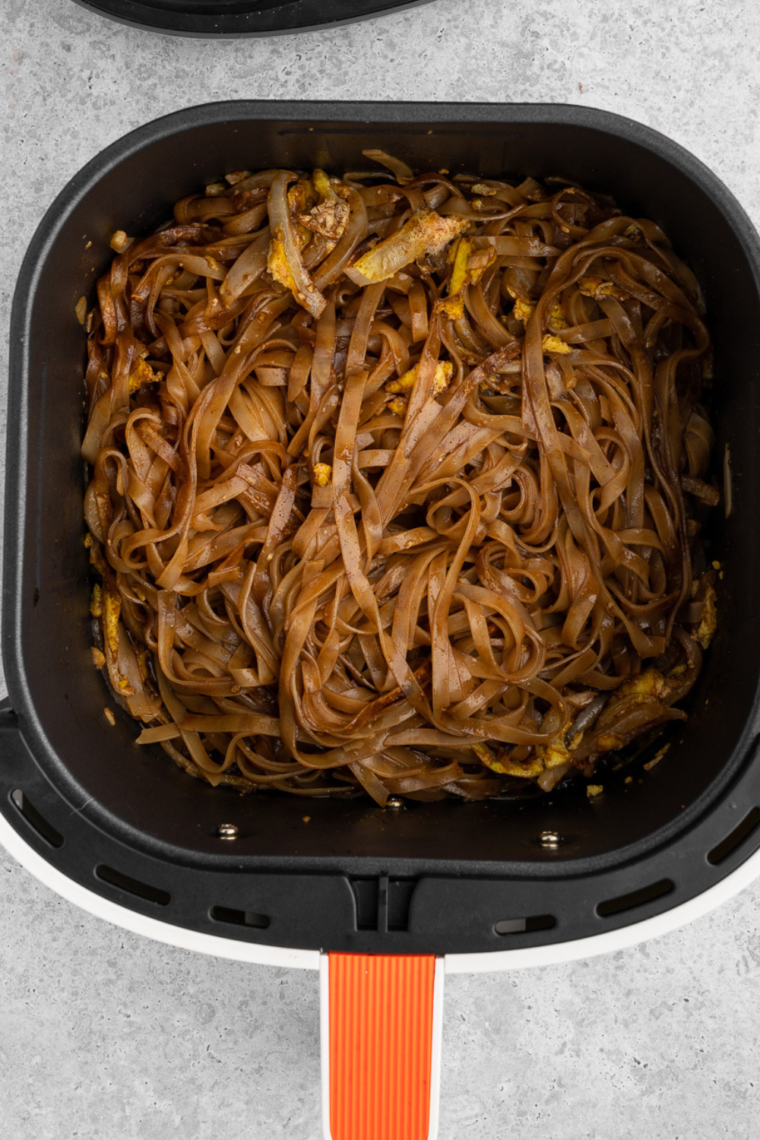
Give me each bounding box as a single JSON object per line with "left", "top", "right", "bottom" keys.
{"left": 4, "top": 101, "right": 760, "bottom": 956}
{"left": 70, "top": 0, "right": 435, "bottom": 37}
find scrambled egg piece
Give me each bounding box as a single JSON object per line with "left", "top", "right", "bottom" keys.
{"left": 534, "top": 718, "right": 587, "bottom": 770}
{"left": 388, "top": 397, "right": 408, "bottom": 416}
{"left": 349, "top": 209, "right": 470, "bottom": 284}
{"left": 472, "top": 741, "right": 544, "bottom": 778}
{"left": 103, "top": 587, "right": 121, "bottom": 657}
{"left": 313, "top": 169, "right": 333, "bottom": 199}
{"left": 536, "top": 736, "right": 572, "bottom": 769}
{"left": 529, "top": 715, "right": 586, "bottom": 771}
{"left": 578, "top": 276, "right": 627, "bottom": 302}
{"left": 267, "top": 232, "right": 299, "bottom": 294}
{"left": 287, "top": 179, "right": 317, "bottom": 248}
{"left": 448, "top": 237, "right": 473, "bottom": 297}
{"left": 386, "top": 366, "right": 419, "bottom": 394}
{"left": 288, "top": 180, "right": 314, "bottom": 214}
{"left": 313, "top": 462, "right": 332, "bottom": 486}
{"left": 513, "top": 298, "right": 536, "bottom": 323}
{"left": 587, "top": 784, "right": 604, "bottom": 798}
{"left": 438, "top": 237, "right": 496, "bottom": 321}
{"left": 128, "top": 358, "right": 159, "bottom": 394}
{"left": 447, "top": 240, "right": 495, "bottom": 295}
{"left": 697, "top": 584, "right": 717, "bottom": 649}
{"left": 436, "top": 295, "right": 465, "bottom": 320}
{"left": 549, "top": 301, "right": 568, "bottom": 329}
{"left": 616, "top": 668, "right": 668, "bottom": 702}
{"left": 474, "top": 717, "right": 587, "bottom": 780}
{"left": 90, "top": 583, "right": 103, "bottom": 617}
{"left": 386, "top": 360, "right": 453, "bottom": 396}
{"left": 91, "top": 647, "right": 106, "bottom": 669}
{"left": 542, "top": 335, "right": 572, "bottom": 355}
{"left": 432, "top": 364, "right": 454, "bottom": 394}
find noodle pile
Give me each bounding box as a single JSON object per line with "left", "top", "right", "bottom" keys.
{"left": 82, "top": 154, "right": 719, "bottom": 803}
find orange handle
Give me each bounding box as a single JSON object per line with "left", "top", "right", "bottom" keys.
{"left": 321, "top": 953, "right": 444, "bottom": 1140}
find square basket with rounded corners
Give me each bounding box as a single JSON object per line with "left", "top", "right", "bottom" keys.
{"left": 4, "top": 101, "right": 760, "bottom": 961}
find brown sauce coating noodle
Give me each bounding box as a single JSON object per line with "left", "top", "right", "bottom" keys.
{"left": 82, "top": 159, "right": 718, "bottom": 803}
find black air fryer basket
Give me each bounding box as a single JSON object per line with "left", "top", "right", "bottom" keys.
{"left": 3, "top": 102, "right": 760, "bottom": 964}
{"left": 70, "top": 0, "right": 434, "bottom": 36}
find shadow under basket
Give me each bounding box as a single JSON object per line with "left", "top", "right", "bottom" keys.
{"left": 3, "top": 100, "right": 760, "bottom": 959}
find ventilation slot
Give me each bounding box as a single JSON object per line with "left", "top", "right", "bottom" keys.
{"left": 10, "top": 790, "right": 63, "bottom": 848}
{"left": 351, "top": 877, "right": 379, "bottom": 931}
{"left": 96, "top": 864, "right": 170, "bottom": 906}
{"left": 708, "top": 807, "right": 760, "bottom": 865}
{"left": 387, "top": 878, "right": 416, "bottom": 932}
{"left": 495, "top": 914, "right": 556, "bottom": 936}
{"left": 597, "top": 878, "right": 673, "bottom": 919}
{"left": 349, "top": 876, "right": 417, "bottom": 933}
{"left": 211, "top": 905, "right": 270, "bottom": 929}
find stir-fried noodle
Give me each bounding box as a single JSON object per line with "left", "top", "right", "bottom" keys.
{"left": 82, "top": 156, "right": 718, "bottom": 803}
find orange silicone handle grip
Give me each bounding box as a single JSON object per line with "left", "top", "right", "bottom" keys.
{"left": 326, "top": 953, "right": 438, "bottom": 1140}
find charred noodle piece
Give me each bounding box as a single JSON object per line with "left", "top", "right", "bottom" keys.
{"left": 82, "top": 162, "right": 717, "bottom": 804}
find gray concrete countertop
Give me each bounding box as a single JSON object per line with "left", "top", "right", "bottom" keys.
{"left": 2, "top": 1, "right": 760, "bottom": 1136}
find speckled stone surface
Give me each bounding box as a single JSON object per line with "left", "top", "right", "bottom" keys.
{"left": 2, "top": 1, "right": 760, "bottom": 1137}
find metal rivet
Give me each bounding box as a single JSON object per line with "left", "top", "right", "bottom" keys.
{"left": 386, "top": 797, "right": 404, "bottom": 809}
{"left": 217, "top": 823, "right": 238, "bottom": 840}
{"left": 538, "top": 830, "right": 562, "bottom": 849}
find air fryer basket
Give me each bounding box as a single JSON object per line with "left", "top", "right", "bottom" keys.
{"left": 70, "top": 0, "right": 434, "bottom": 37}
{"left": 3, "top": 101, "right": 760, "bottom": 956}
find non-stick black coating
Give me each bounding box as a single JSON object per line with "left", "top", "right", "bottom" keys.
{"left": 4, "top": 102, "right": 760, "bottom": 955}
{"left": 70, "top": 0, "right": 435, "bottom": 37}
